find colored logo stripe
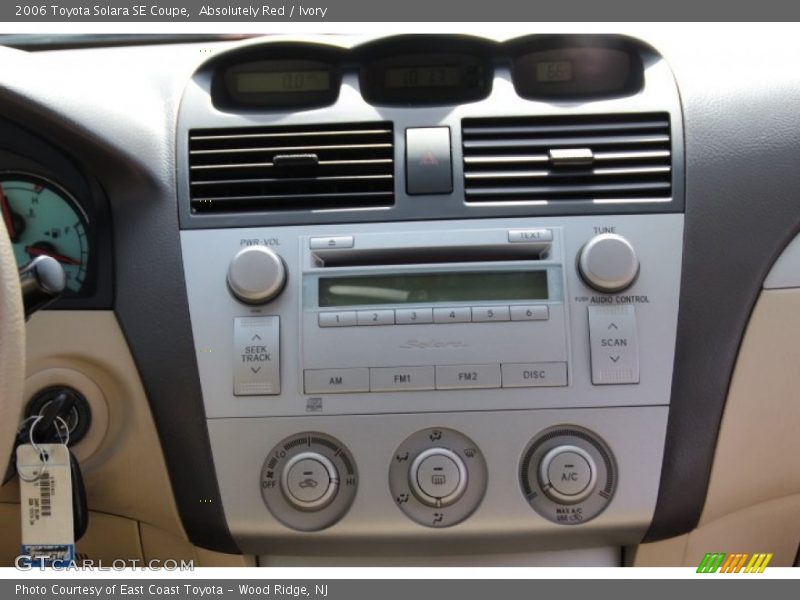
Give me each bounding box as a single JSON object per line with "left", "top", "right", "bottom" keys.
{"left": 697, "top": 552, "right": 773, "bottom": 573}
{"left": 745, "top": 553, "right": 773, "bottom": 573}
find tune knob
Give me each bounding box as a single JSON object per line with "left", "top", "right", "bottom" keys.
{"left": 226, "top": 246, "right": 286, "bottom": 305}
{"left": 577, "top": 233, "right": 639, "bottom": 293}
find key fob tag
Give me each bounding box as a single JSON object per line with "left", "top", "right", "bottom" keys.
{"left": 17, "top": 443, "right": 75, "bottom": 567}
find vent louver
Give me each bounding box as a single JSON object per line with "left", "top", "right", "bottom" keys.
{"left": 462, "top": 113, "right": 672, "bottom": 204}
{"left": 189, "top": 122, "right": 394, "bottom": 213}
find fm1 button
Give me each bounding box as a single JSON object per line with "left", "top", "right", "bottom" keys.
{"left": 409, "top": 448, "right": 468, "bottom": 507}
{"left": 539, "top": 445, "right": 597, "bottom": 504}
{"left": 281, "top": 452, "right": 339, "bottom": 512}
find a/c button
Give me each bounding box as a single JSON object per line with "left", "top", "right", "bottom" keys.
{"left": 539, "top": 445, "right": 597, "bottom": 504}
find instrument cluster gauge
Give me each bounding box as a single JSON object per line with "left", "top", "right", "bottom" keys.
{"left": 0, "top": 173, "right": 90, "bottom": 295}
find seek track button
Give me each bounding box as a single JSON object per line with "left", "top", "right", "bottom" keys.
{"left": 233, "top": 316, "right": 280, "bottom": 396}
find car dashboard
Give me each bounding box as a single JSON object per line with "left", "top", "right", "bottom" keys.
{"left": 0, "top": 26, "right": 799, "bottom": 568}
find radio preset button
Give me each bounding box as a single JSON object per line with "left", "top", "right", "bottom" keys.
{"left": 370, "top": 366, "right": 435, "bottom": 392}
{"left": 588, "top": 305, "right": 640, "bottom": 385}
{"left": 471, "top": 305, "right": 510, "bottom": 322}
{"left": 233, "top": 316, "right": 280, "bottom": 396}
{"left": 318, "top": 311, "right": 357, "bottom": 328}
{"left": 510, "top": 305, "right": 549, "bottom": 321}
{"left": 304, "top": 368, "right": 370, "bottom": 394}
{"left": 508, "top": 228, "right": 553, "bottom": 243}
{"left": 356, "top": 309, "right": 395, "bottom": 326}
{"left": 502, "top": 362, "right": 568, "bottom": 387}
{"left": 433, "top": 307, "right": 471, "bottom": 324}
{"left": 309, "top": 236, "right": 355, "bottom": 250}
{"left": 436, "top": 364, "right": 501, "bottom": 390}
{"left": 395, "top": 308, "right": 434, "bottom": 325}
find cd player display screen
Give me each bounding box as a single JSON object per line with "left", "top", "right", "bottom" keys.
{"left": 318, "top": 271, "right": 548, "bottom": 307}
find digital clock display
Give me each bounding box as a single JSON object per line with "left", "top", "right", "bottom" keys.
{"left": 535, "top": 61, "right": 574, "bottom": 83}
{"left": 235, "top": 70, "right": 331, "bottom": 94}
{"left": 385, "top": 66, "right": 463, "bottom": 89}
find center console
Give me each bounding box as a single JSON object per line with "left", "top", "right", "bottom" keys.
{"left": 176, "top": 33, "right": 684, "bottom": 557}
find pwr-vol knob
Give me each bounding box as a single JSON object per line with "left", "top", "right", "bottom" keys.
{"left": 578, "top": 233, "right": 639, "bottom": 293}
{"left": 227, "top": 246, "right": 286, "bottom": 304}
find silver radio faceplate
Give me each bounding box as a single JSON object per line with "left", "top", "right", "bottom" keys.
{"left": 181, "top": 214, "right": 682, "bottom": 419}
{"left": 180, "top": 213, "right": 681, "bottom": 552}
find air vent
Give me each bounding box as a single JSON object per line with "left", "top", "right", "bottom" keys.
{"left": 462, "top": 113, "right": 671, "bottom": 204}
{"left": 188, "top": 122, "right": 394, "bottom": 213}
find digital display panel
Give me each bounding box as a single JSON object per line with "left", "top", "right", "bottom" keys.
{"left": 385, "top": 66, "right": 463, "bottom": 89}
{"left": 235, "top": 70, "right": 331, "bottom": 94}
{"left": 318, "top": 271, "right": 548, "bottom": 307}
{"left": 535, "top": 61, "right": 574, "bottom": 82}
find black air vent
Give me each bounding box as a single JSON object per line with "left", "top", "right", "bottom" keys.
{"left": 462, "top": 113, "right": 671, "bottom": 203}
{"left": 189, "top": 122, "right": 394, "bottom": 213}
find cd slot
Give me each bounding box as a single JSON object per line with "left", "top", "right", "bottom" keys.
{"left": 312, "top": 243, "right": 550, "bottom": 268}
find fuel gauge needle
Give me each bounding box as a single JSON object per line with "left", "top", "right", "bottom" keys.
{"left": 25, "top": 245, "right": 81, "bottom": 266}
{"left": 0, "top": 185, "right": 16, "bottom": 240}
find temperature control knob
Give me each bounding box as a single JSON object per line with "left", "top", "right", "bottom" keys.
{"left": 227, "top": 246, "right": 286, "bottom": 305}
{"left": 578, "top": 233, "right": 639, "bottom": 293}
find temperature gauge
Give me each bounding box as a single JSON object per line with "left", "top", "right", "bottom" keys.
{"left": 0, "top": 174, "right": 90, "bottom": 295}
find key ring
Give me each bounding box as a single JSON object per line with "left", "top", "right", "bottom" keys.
{"left": 18, "top": 416, "right": 49, "bottom": 483}
{"left": 54, "top": 416, "right": 70, "bottom": 447}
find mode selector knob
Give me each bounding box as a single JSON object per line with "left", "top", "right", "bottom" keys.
{"left": 409, "top": 447, "right": 468, "bottom": 508}
{"left": 227, "top": 246, "right": 286, "bottom": 305}
{"left": 578, "top": 233, "right": 639, "bottom": 293}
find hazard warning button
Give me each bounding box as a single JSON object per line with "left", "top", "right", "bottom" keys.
{"left": 406, "top": 127, "right": 452, "bottom": 195}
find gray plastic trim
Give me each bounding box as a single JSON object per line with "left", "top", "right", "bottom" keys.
{"left": 763, "top": 233, "right": 800, "bottom": 289}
